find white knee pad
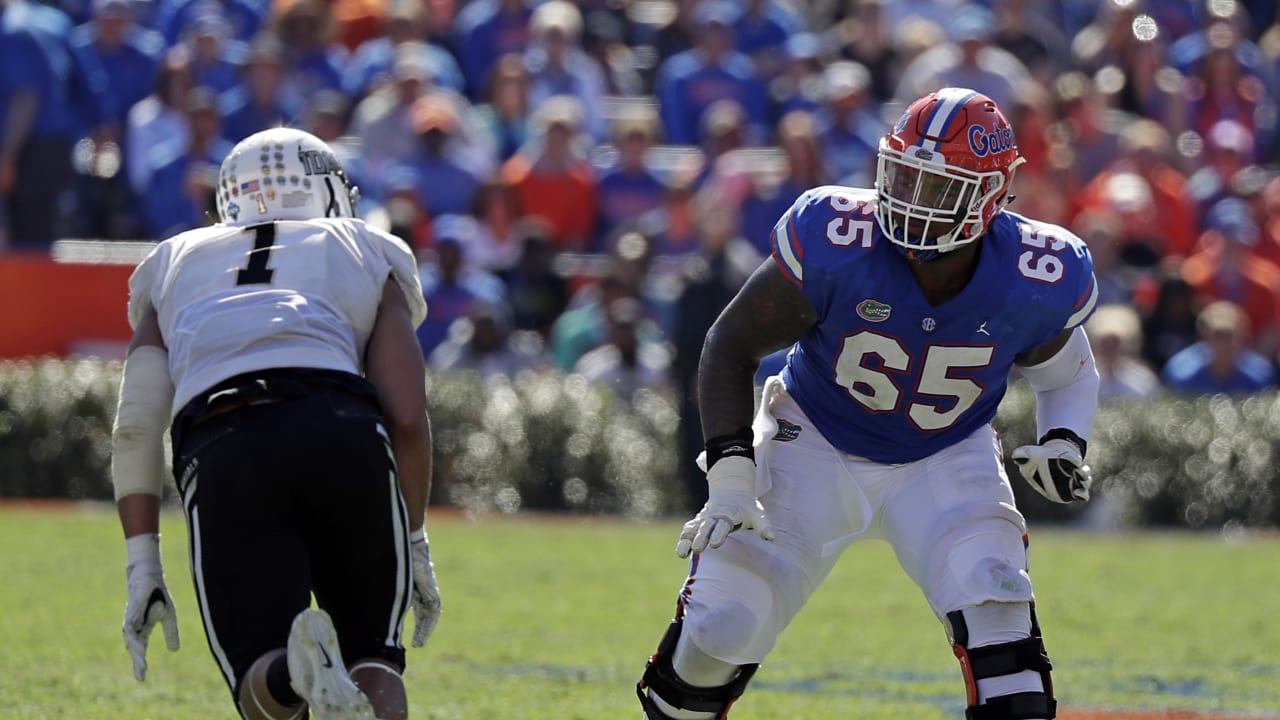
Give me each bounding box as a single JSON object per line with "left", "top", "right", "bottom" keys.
{"left": 926, "top": 505, "right": 1033, "bottom": 614}
{"left": 682, "top": 598, "right": 766, "bottom": 667}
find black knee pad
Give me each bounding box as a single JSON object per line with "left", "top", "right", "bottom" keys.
{"left": 636, "top": 616, "right": 758, "bottom": 719}
{"left": 948, "top": 606, "right": 1056, "bottom": 720}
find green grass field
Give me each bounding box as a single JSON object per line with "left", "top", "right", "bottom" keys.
{"left": 1, "top": 505, "right": 1278, "bottom": 720}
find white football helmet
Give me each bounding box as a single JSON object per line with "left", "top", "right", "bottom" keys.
{"left": 216, "top": 128, "right": 359, "bottom": 224}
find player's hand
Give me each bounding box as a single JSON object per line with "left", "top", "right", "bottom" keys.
{"left": 1012, "top": 438, "right": 1093, "bottom": 504}
{"left": 409, "top": 530, "right": 442, "bottom": 647}
{"left": 676, "top": 456, "right": 775, "bottom": 558}
{"left": 122, "top": 536, "right": 180, "bottom": 682}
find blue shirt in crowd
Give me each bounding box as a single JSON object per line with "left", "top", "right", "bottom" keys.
{"left": 655, "top": 49, "right": 767, "bottom": 146}
{"left": 1161, "top": 342, "right": 1276, "bottom": 395}
{"left": 69, "top": 22, "right": 164, "bottom": 130}
{"left": 1, "top": 1, "right": 78, "bottom": 140}
{"left": 343, "top": 38, "right": 465, "bottom": 98}
{"left": 595, "top": 164, "right": 665, "bottom": 247}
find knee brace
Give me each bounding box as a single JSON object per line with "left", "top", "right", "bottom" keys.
{"left": 948, "top": 605, "right": 1056, "bottom": 720}
{"left": 637, "top": 616, "right": 758, "bottom": 719}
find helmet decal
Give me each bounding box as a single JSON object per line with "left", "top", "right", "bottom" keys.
{"left": 216, "top": 128, "right": 359, "bottom": 224}
{"left": 968, "top": 123, "right": 1016, "bottom": 157}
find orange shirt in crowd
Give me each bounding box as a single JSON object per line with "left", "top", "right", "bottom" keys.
{"left": 502, "top": 155, "right": 598, "bottom": 251}
{"left": 1181, "top": 238, "right": 1280, "bottom": 355}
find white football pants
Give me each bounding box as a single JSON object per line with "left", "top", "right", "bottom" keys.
{"left": 677, "top": 377, "right": 1035, "bottom": 666}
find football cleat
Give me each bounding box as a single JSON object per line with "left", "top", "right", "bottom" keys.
{"left": 287, "top": 608, "right": 375, "bottom": 720}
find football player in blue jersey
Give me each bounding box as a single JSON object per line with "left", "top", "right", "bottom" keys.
{"left": 637, "top": 88, "right": 1100, "bottom": 720}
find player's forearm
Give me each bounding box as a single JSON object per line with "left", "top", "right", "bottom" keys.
{"left": 697, "top": 329, "right": 762, "bottom": 440}
{"left": 390, "top": 414, "right": 432, "bottom": 533}
{"left": 117, "top": 493, "right": 161, "bottom": 538}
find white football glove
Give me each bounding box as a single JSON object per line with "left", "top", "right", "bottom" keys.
{"left": 1011, "top": 438, "right": 1093, "bottom": 504}
{"left": 409, "top": 529, "right": 442, "bottom": 647}
{"left": 676, "top": 456, "right": 775, "bottom": 558}
{"left": 122, "top": 534, "right": 180, "bottom": 681}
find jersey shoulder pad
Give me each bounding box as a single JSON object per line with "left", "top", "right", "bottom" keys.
{"left": 770, "top": 185, "right": 878, "bottom": 286}
{"left": 126, "top": 224, "right": 216, "bottom": 327}
{"left": 999, "top": 212, "right": 1098, "bottom": 331}
{"left": 352, "top": 220, "right": 429, "bottom": 328}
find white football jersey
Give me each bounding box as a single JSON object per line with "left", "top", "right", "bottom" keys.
{"left": 128, "top": 218, "right": 427, "bottom": 416}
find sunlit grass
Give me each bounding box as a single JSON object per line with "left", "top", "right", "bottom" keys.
{"left": 1, "top": 505, "right": 1278, "bottom": 719}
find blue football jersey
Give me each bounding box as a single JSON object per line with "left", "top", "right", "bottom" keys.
{"left": 770, "top": 186, "right": 1098, "bottom": 464}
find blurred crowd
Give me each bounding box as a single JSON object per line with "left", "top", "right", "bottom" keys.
{"left": 5, "top": 0, "right": 1280, "bottom": 425}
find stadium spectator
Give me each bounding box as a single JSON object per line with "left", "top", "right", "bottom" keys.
{"left": 0, "top": 0, "right": 77, "bottom": 248}
{"left": 473, "top": 53, "right": 532, "bottom": 163}
{"left": 125, "top": 45, "right": 193, "bottom": 198}
{"left": 550, "top": 261, "right": 655, "bottom": 372}
{"left": 453, "top": 0, "right": 535, "bottom": 99}
{"left": 651, "top": 0, "right": 698, "bottom": 69}
{"left": 524, "top": 0, "right": 607, "bottom": 140}
{"left": 110, "top": 127, "right": 439, "bottom": 720}
{"left": 415, "top": 213, "right": 507, "bottom": 360}
{"left": 503, "top": 224, "right": 571, "bottom": 338}
{"left": 182, "top": 12, "right": 246, "bottom": 96}
{"left": 732, "top": 0, "right": 800, "bottom": 79}
{"left": 218, "top": 32, "right": 292, "bottom": 145}
{"left": 269, "top": 0, "right": 346, "bottom": 119}
{"left": 502, "top": 95, "right": 597, "bottom": 250}
{"left": 342, "top": 0, "right": 464, "bottom": 100}
{"left": 990, "top": 0, "right": 1068, "bottom": 86}
{"left": 1141, "top": 272, "right": 1201, "bottom": 372}
{"left": 580, "top": 6, "right": 644, "bottom": 97}
{"left": 70, "top": 0, "right": 163, "bottom": 140}
{"left": 767, "top": 32, "right": 825, "bottom": 119}
{"left": 1186, "top": 119, "right": 1257, "bottom": 220}
{"left": 893, "top": 3, "right": 1033, "bottom": 110}
{"left": 740, "top": 110, "right": 824, "bottom": 257}
{"left": 636, "top": 163, "right": 703, "bottom": 258}
{"left": 1181, "top": 197, "right": 1280, "bottom": 356}
{"left": 828, "top": 0, "right": 900, "bottom": 104}
{"left": 397, "top": 93, "right": 483, "bottom": 218}
{"left": 1077, "top": 118, "right": 1198, "bottom": 261}
{"left": 429, "top": 300, "right": 548, "bottom": 377}
{"left": 67, "top": 0, "right": 165, "bottom": 239}
{"left": 1163, "top": 299, "right": 1276, "bottom": 394}
{"left": 350, "top": 42, "right": 434, "bottom": 189}
{"left": 1179, "top": 18, "right": 1276, "bottom": 161}
{"left": 595, "top": 106, "right": 665, "bottom": 249}
{"left": 141, "top": 86, "right": 229, "bottom": 238}
{"left": 468, "top": 178, "right": 524, "bottom": 273}
{"left": 151, "top": 0, "right": 267, "bottom": 47}
{"left": 574, "top": 296, "right": 673, "bottom": 403}
{"left": 813, "top": 60, "right": 881, "bottom": 187}
{"left": 653, "top": 0, "right": 768, "bottom": 146}
{"left": 1046, "top": 71, "right": 1125, "bottom": 200}
{"left": 1086, "top": 303, "right": 1161, "bottom": 401}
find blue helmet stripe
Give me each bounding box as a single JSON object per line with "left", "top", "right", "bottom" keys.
{"left": 919, "top": 88, "right": 978, "bottom": 151}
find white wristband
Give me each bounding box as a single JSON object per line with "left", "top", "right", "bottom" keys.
{"left": 125, "top": 533, "right": 162, "bottom": 573}
{"left": 410, "top": 528, "right": 427, "bottom": 544}
{"left": 705, "top": 455, "right": 756, "bottom": 495}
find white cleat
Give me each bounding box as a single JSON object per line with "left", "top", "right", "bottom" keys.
{"left": 287, "top": 608, "right": 376, "bottom": 720}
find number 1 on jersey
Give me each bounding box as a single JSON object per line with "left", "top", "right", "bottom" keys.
{"left": 237, "top": 224, "right": 276, "bottom": 285}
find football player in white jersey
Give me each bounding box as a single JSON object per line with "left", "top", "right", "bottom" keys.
{"left": 637, "top": 89, "right": 1100, "bottom": 719}
{"left": 110, "top": 128, "right": 442, "bottom": 720}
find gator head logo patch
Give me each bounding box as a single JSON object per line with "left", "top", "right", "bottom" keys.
{"left": 773, "top": 418, "right": 802, "bottom": 442}
{"left": 856, "top": 299, "right": 892, "bottom": 322}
